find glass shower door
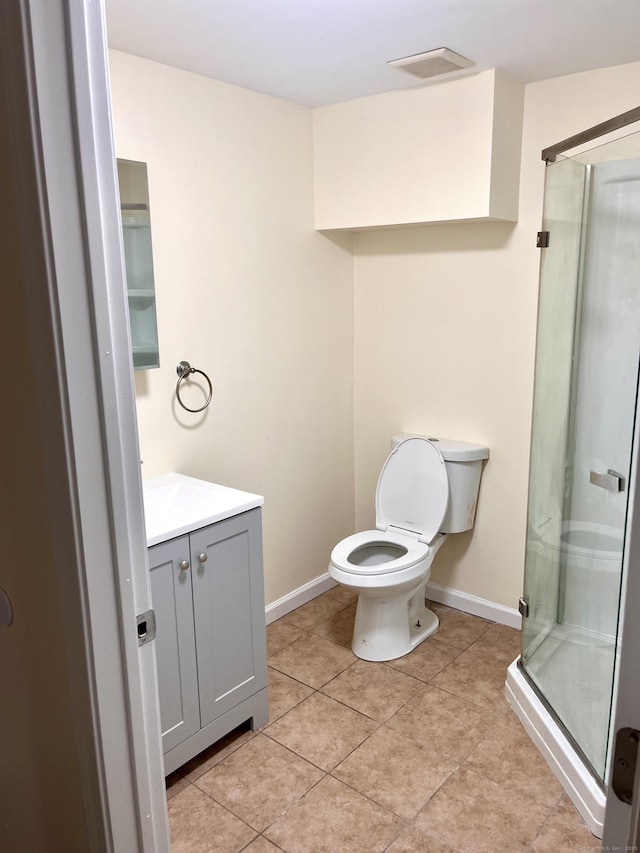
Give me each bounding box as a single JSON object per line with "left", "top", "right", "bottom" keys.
{"left": 522, "top": 154, "right": 586, "bottom": 665}
{"left": 521, "top": 144, "right": 640, "bottom": 781}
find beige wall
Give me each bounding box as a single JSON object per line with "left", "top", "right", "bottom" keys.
{"left": 109, "top": 51, "right": 355, "bottom": 605}
{"left": 353, "top": 61, "right": 640, "bottom": 610}
{"left": 110, "top": 50, "right": 640, "bottom": 613}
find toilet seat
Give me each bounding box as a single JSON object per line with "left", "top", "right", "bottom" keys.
{"left": 330, "top": 529, "right": 430, "bottom": 576}
{"left": 330, "top": 438, "right": 449, "bottom": 579}
{"left": 376, "top": 437, "right": 449, "bottom": 543}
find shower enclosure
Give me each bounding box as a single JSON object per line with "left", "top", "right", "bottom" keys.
{"left": 506, "top": 114, "right": 640, "bottom": 837}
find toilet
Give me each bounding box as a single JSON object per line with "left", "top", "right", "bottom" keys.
{"left": 329, "top": 434, "right": 489, "bottom": 661}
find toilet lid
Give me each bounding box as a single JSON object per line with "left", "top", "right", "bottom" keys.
{"left": 375, "top": 437, "right": 449, "bottom": 544}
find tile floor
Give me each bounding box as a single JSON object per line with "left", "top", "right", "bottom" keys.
{"left": 165, "top": 589, "right": 599, "bottom": 852}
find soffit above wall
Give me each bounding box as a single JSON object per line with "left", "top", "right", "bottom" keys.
{"left": 313, "top": 70, "right": 524, "bottom": 231}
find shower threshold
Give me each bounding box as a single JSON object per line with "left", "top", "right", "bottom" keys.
{"left": 505, "top": 658, "right": 605, "bottom": 838}
{"left": 523, "top": 621, "right": 615, "bottom": 775}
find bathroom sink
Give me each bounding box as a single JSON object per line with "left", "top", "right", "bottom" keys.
{"left": 143, "top": 472, "right": 263, "bottom": 546}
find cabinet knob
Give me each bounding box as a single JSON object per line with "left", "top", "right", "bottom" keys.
{"left": 179, "top": 560, "right": 190, "bottom": 572}
{"left": 198, "top": 553, "right": 208, "bottom": 564}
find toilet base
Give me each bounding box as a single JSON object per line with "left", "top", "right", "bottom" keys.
{"left": 351, "top": 593, "right": 439, "bottom": 662}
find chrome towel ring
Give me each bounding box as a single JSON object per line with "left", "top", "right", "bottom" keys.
{"left": 176, "top": 360, "right": 213, "bottom": 413}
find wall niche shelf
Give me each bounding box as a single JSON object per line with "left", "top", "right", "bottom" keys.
{"left": 117, "top": 159, "right": 160, "bottom": 371}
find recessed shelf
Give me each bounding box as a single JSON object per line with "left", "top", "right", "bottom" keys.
{"left": 117, "top": 157, "right": 159, "bottom": 372}
{"left": 128, "top": 289, "right": 156, "bottom": 299}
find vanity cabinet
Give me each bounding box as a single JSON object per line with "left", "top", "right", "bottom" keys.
{"left": 149, "top": 508, "right": 268, "bottom": 775}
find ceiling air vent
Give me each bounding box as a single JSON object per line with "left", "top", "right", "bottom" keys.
{"left": 388, "top": 47, "right": 475, "bottom": 80}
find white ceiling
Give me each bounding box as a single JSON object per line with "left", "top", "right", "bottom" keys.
{"left": 105, "top": 0, "right": 640, "bottom": 108}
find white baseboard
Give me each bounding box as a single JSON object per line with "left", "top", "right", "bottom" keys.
{"left": 425, "top": 581, "right": 521, "bottom": 629}
{"left": 265, "top": 573, "right": 521, "bottom": 630}
{"left": 265, "top": 572, "right": 336, "bottom": 625}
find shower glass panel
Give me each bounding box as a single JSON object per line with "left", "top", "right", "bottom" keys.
{"left": 522, "top": 130, "right": 640, "bottom": 782}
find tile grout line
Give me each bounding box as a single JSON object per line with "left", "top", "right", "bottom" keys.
{"left": 524, "top": 789, "right": 573, "bottom": 850}
{"left": 259, "top": 769, "right": 331, "bottom": 842}
{"left": 260, "top": 655, "right": 466, "bottom": 844}
{"left": 170, "top": 602, "right": 538, "bottom": 851}
{"left": 328, "top": 744, "right": 462, "bottom": 823}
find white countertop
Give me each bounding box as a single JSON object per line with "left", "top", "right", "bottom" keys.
{"left": 143, "top": 472, "right": 263, "bottom": 547}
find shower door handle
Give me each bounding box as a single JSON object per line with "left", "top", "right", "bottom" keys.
{"left": 590, "top": 469, "right": 625, "bottom": 492}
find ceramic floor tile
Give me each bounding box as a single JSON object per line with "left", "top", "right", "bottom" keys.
{"left": 309, "top": 603, "right": 356, "bottom": 648}
{"left": 167, "top": 601, "right": 581, "bottom": 853}
{"left": 266, "top": 620, "right": 306, "bottom": 657}
{"left": 414, "top": 766, "right": 552, "bottom": 853}
{"left": 322, "top": 586, "right": 359, "bottom": 607}
{"left": 264, "top": 775, "right": 403, "bottom": 853}
{"left": 431, "top": 648, "right": 509, "bottom": 711}
{"left": 465, "top": 708, "right": 564, "bottom": 809}
{"left": 182, "top": 725, "right": 256, "bottom": 783}
{"left": 386, "top": 684, "right": 498, "bottom": 762}
{"left": 264, "top": 691, "right": 377, "bottom": 770}
{"left": 168, "top": 785, "right": 256, "bottom": 853}
{"left": 430, "top": 605, "right": 492, "bottom": 649}
{"left": 386, "top": 824, "right": 459, "bottom": 853}
{"left": 268, "top": 633, "right": 357, "bottom": 688}
{"left": 321, "top": 659, "right": 424, "bottom": 722}
{"left": 281, "top": 595, "right": 349, "bottom": 631}
{"left": 244, "top": 837, "right": 283, "bottom": 852}
{"left": 332, "top": 725, "right": 457, "bottom": 819}
{"left": 531, "top": 794, "right": 599, "bottom": 852}
{"left": 259, "top": 667, "right": 314, "bottom": 727}
{"left": 385, "top": 636, "right": 462, "bottom": 682}
{"left": 467, "top": 622, "right": 522, "bottom": 665}
{"left": 166, "top": 770, "right": 188, "bottom": 800}
{"left": 194, "top": 733, "right": 323, "bottom": 832}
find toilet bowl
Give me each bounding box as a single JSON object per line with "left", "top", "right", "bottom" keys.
{"left": 329, "top": 434, "right": 488, "bottom": 662}
{"left": 534, "top": 518, "right": 624, "bottom": 638}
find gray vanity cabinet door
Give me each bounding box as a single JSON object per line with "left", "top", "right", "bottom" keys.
{"left": 190, "top": 509, "right": 267, "bottom": 727}
{"left": 148, "top": 536, "right": 200, "bottom": 752}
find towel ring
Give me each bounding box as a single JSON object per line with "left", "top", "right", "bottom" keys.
{"left": 176, "top": 361, "right": 213, "bottom": 413}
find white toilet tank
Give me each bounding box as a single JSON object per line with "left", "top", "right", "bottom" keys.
{"left": 391, "top": 434, "right": 489, "bottom": 533}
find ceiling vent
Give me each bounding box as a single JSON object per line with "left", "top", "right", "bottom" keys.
{"left": 388, "top": 47, "right": 475, "bottom": 80}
